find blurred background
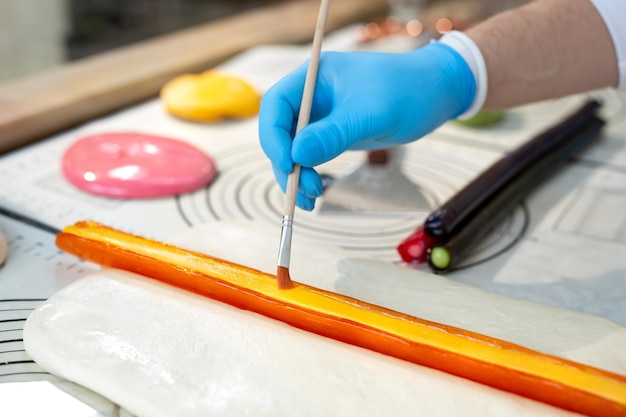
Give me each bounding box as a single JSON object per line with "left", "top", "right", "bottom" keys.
{"left": 0, "top": 0, "right": 526, "bottom": 84}
{"left": 0, "top": 0, "right": 283, "bottom": 83}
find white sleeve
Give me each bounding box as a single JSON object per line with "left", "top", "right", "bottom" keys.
{"left": 588, "top": 0, "right": 626, "bottom": 90}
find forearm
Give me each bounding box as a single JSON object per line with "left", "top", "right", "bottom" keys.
{"left": 465, "top": 0, "right": 618, "bottom": 110}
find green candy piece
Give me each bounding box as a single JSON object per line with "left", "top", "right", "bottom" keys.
{"left": 429, "top": 247, "right": 451, "bottom": 270}
{"left": 454, "top": 110, "right": 505, "bottom": 127}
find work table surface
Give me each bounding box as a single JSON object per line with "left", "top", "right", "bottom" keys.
{"left": 1, "top": 1, "right": 626, "bottom": 415}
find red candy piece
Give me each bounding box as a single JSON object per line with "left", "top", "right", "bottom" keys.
{"left": 397, "top": 226, "right": 435, "bottom": 264}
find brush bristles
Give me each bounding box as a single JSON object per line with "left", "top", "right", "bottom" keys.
{"left": 276, "top": 266, "right": 294, "bottom": 290}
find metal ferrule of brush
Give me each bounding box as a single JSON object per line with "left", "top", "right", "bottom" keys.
{"left": 277, "top": 214, "right": 293, "bottom": 268}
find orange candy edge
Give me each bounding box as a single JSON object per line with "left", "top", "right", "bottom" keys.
{"left": 56, "top": 221, "right": 626, "bottom": 417}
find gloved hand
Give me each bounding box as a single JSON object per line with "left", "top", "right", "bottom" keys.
{"left": 259, "top": 41, "right": 476, "bottom": 210}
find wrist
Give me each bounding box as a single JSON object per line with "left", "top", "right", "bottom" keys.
{"left": 438, "top": 31, "right": 488, "bottom": 119}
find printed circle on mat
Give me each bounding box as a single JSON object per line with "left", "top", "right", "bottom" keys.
{"left": 62, "top": 132, "right": 217, "bottom": 198}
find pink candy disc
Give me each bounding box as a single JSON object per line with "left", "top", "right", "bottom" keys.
{"left": 62, "top": 132, "right": 217, "bottom": 198}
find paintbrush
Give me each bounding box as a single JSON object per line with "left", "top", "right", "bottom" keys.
{"left": 276, "top": 0, "right": 331, "bottom": 289}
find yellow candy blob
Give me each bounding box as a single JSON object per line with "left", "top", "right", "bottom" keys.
{"left": 161, "top": 70, "right": 261, "bottom": 122}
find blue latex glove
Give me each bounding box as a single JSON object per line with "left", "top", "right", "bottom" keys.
{"left": 259, "top": 42, "right": 476, "bottom": 210}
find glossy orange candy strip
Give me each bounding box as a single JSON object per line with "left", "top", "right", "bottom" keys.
{"left": 56, "top": 221, "right": 626, "bottom": 417}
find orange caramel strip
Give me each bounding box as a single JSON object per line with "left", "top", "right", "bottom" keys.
{"left": 56, "top": 221, "right": 626, "bottom": 417}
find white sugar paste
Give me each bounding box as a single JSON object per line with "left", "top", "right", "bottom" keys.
{"left": 24, "top": 220, "right": 626, "bottom": 416}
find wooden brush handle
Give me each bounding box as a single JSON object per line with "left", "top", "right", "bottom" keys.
{"left": 283, "top": 0, "right": 331, "bottom": 216}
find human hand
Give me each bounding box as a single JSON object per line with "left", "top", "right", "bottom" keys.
{"left": 259, "top": 41, "right": 476, "bottom": 210}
